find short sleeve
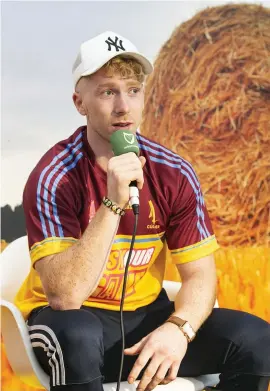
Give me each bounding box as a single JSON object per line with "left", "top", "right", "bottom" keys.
{"left": 23, "top": 169, "right": 81, "bottom": 266}
{"left": 166, "top": 165, "right": 219, "bottom": 264}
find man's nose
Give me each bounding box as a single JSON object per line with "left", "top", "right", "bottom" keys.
{"left": 113, "top": 93, "right": 130, "bottom": 115}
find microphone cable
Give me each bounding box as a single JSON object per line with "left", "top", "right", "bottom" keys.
{"left": 116, "top": 211, "right": 139, "bottom": 391}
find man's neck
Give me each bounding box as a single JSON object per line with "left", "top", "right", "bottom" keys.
{"left": 86, "top": 125, "right": 113, "bottom": 172}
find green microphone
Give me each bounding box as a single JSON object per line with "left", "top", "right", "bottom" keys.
{"left": 110, "top": 130, "right": 140, "bottom": 215}
{"left": 110, "top": 130, "right": 140, "bottom": 156}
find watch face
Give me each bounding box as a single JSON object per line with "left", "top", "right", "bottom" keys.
{"left": 167, "top": 317, "right": 196, "bottom": 342}
{"left": 183, "top": 322, "right": 196, "bottom": 339}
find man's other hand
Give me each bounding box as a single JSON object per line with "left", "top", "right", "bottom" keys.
{"left": 124, "top": 322, "right": 188, "bottom": 391}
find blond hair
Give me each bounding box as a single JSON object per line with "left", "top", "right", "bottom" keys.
{"left": 102, "top": 56, "right": 145, "bottom": 83}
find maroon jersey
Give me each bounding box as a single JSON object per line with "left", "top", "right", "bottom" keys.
{"left": 15, "top": 126, "right": 219, "bottom": 319}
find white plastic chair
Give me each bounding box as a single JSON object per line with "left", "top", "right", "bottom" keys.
{"left": 1, "top": 236, "right": 220, "bottom": 390}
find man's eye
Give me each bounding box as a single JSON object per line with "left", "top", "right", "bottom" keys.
{"left": 103, "top": 90, "right": 113, "bottom": 96}
{"left": 130, "top": 88, "right": 140, "bottom": 94}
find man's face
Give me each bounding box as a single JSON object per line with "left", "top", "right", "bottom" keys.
{"left": 73, "top": 68, "right": 145, "bottom": 141}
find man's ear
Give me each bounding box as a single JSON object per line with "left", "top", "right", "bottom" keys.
{"left": 72, "top": 92, "right": 87, "bottom": 116}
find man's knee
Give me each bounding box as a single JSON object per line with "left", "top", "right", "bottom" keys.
{"left": 227, "top": 310, "right": 270, "bottom": 375}
{"left": 58, "top": 309, "right": 104, "bottom": 357}
{"left": 57, "top": 309, "right": 104, "bottom": 384}
{"left": 29, "top": 307, "right": 104, "bottom": 385}
{"left": 244, "top": 316, "right": 270, "bottom": 375}
{"left": 206, "top": 309, "right": 270, "bottom": 375}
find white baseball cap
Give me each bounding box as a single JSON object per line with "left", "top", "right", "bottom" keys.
{"left": 72, "top": 31, "right": 153, "bottom": 86}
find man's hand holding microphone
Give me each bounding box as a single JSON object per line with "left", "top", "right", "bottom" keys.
{"left": 108, "top": 130, "right": 145, "bottom": 214}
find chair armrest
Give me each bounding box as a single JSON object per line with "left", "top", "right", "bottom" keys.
{"left": 163, "top": 280, "right": 182, "bottom": 301}
{"left": 214, "top": 299, "right": 219, "bottom": 308}
{"left": 1, "top": 299, "right": 50, "bottom": 390}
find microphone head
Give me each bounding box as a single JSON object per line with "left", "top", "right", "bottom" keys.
{"left": 110, "top": 130, "right": 139, "bottom": 156}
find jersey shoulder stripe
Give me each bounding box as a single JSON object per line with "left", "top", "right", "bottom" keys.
{"left": 137, "top": 134, "right": 210, "bottom": 240}
{"left": 137, "top": 133, "right": 200, "bottom": 187}
{"left": 36, "top": 131, "right": 83, "bottom": 239}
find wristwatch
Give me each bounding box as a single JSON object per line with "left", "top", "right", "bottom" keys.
{"left": 166, "top": 315, "right": 196, "bottom": 343}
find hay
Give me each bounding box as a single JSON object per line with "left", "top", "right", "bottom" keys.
{"left": 164, "top": 247, "right": 270, "bottom": 322}
{"left": 141, "top": 4, "right": 270, "bottom": 247}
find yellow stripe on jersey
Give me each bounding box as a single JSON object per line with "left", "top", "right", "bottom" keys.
{"left": 112, "top": 232, "right": 165, "bottom": 247}
{"left": 171, "top": 235, "right": 219, "bottom": 264}
{"left": 29, "top": 233, "right": 165, "bottom": 265}
{"left": 113, "top": 232, "right": 165, "bottom": 240}
{"left": 30, "top": 236, "right": 78, "bottom": 264}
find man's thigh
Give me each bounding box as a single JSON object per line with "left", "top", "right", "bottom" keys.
{"left": 93, "top": 292, "right": 175, "bottom": 382}
{"left": 26, "top": 292, "right": 174, "bottom": 384}
{"left": 27, "top": 306, "right": 104, "bottom": 387}
{"left": 178, "top": 307, "right": 269, "bottom": 377}
{"left": 102, "top": 306, "right": 263, "bottom": 381}
{"left": 176, "top": 308, "right": 232, "bottom": 377}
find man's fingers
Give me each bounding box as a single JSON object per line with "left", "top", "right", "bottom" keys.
{"left": 161, "top": 360, "right": 180, "bottom": 385}
{"left": 139, "top": 156, "right": 146, "bottom": 168}
{"left": 124, "top": 337, "right": 147, "bottom": 356}
{"left": 124, "top": 343, "right": 141, "bottom": 355}
{"left": 136, "top": 355, "right": 163, "bottom": 391}
{"left": 128, "top": 348, "right": 153, "bottom": 384}
{"left": 144, "top": 359, "right": 172, "bottom": 391}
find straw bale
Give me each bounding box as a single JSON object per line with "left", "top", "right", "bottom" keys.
{"left": 141, "top": 3, "right": 270, "bottom": 247}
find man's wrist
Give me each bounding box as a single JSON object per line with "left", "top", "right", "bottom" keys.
{"left": 102, "top": 196, "right": 125, "bottom": 216}
{"left": 165, "top": 315, "right": 196, "bottom": 343}
{"left": 165, "top": 321, "right": 189, "bottom": 344}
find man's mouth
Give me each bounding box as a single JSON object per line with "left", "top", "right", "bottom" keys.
{"left": 112, "top": 122, "right": 133, "bottom": 129}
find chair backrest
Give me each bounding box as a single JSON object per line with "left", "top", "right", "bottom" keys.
{"left": 0, "top": 236, "right": 31, "bottom": 302}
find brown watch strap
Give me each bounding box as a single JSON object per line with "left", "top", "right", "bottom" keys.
{"left": 166, "top": 315, "right": 186, "bottom": 328}
{"left": 165, "top": 316, "right": 190, "bottom": 342}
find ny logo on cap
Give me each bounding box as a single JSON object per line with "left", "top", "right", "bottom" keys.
{"left": 105, "top": 36, "right": 126, "bottom": 52}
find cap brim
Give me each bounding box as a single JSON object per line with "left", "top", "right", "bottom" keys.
{"left": 81, "top": 51, "right": 153, "bottom": 79}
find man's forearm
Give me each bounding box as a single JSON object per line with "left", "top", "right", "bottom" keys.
{"left": 172, "top": 272, "right": 217, "bottom": 332}
{"left": 42, "top": 204, "right": 121, "bottom": 309}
